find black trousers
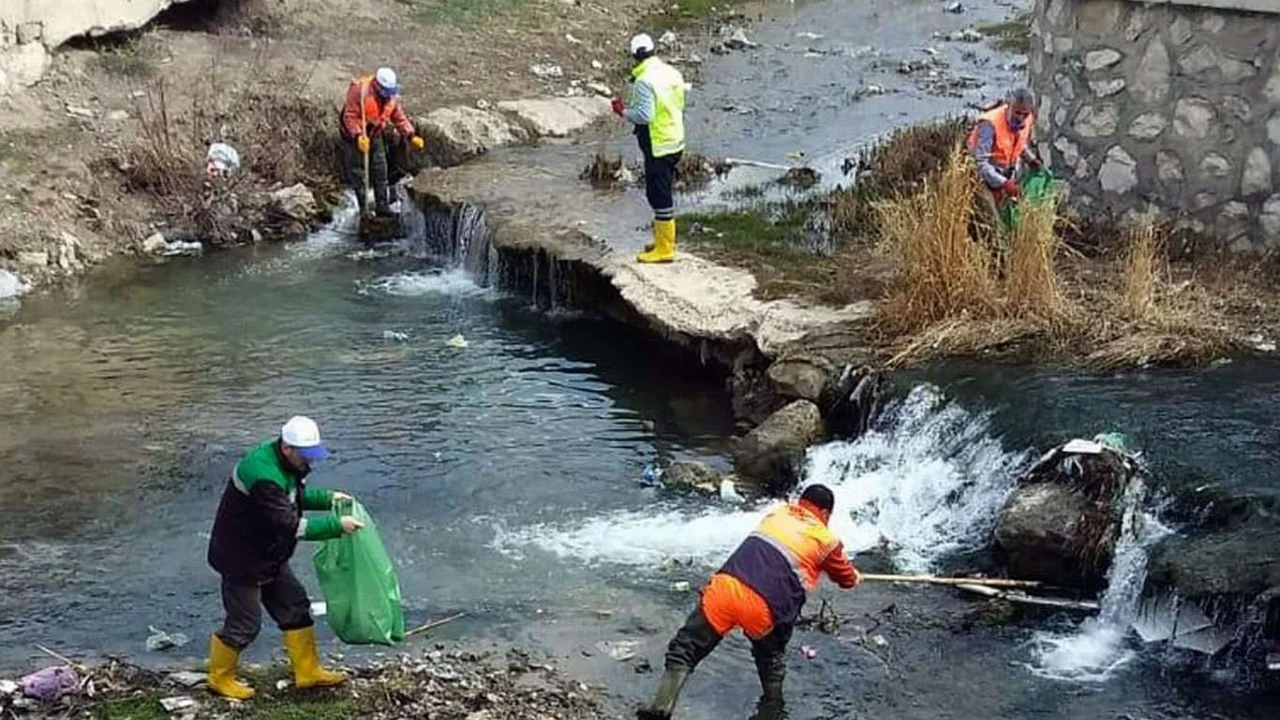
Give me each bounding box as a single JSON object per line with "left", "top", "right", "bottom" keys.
{"left": 664, "top": 606, "right": 793, "bottom": 685}
{"left": 636, "top": 128, "right": 681, "bottom": 221}
{"left": 216, "top": 564, "right": 313, "bottom": 650}
{"left": 342, "top": 132, "right": 390, "bottom": 211}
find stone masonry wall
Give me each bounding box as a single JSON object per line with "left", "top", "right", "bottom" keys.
{"left": 1030, "top": 0, "right": 1280, "bottom": 251}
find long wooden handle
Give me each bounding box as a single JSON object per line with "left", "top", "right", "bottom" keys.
{"left": 860, "top": 574, "right": 1041, "bottom": 589}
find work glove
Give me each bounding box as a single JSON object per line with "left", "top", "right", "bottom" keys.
{"left": 410, "top": 136, "right": 425, "bottom": 151}
{"left": 1001, "top": 178, "right": 1020, "bottom": 199}
{"left": 610, "top": 97, "right": 625, "bottom": 117}
{"left": 357, "top": 135, "right": 371, "bottom": 154}
{"left": 339, "top": 516, "right": 365, "bottom": 534}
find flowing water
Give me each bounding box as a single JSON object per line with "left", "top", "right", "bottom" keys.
{"left": 4, "top": 0, "right": 1280, "bottom": 715}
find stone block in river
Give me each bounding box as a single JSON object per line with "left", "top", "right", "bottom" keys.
{"left": 766, "top": 354, "right": 835, "bottom": 404}
{"left": 732, "top": 400, "right": 825, "bottom": 492}
{"left": 417, "top": 107, "right": 529, "bottom": 167}
{"left": 995, "top": 482, "right": 1113, "bottom": 588}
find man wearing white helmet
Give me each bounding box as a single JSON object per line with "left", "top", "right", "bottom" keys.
{"left": 612, "top": 33, "right": 687, "bottom": 263}
{"left": 205, "top": 416, "right": 363, "bottom": 700}
{"left": 341, "top": 67, "right": 426, "bottom": 216}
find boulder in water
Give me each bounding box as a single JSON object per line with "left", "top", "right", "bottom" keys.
{"left": 496, "top": 97, "right": 612, "bottom": 138}
{"left": 994, "top": 437, "right": 1138, "bottom": 587}
{"left": 732, "top": 400, "right": 825, "bottom": 494}
{"left": 766, "top": 354, "right": 835, "bottom": 404}
{"left": 660, "top": 462, "right": 724, "bottom": 496}
{"left": 1147, "top": 516, "right": 1280, "bottom": 603}
{"left": 269, "top": 183, "right": 317, "bottom": 222}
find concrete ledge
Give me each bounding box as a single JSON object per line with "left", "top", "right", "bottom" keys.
{"left": 1132, "top": 0, "right": 1280, "bottom": 16}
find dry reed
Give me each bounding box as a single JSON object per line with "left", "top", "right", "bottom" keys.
{"left": 1122, "top": 223, "right": 1161, "bottom": 320}
{"left": 1004, "top": 188, "right": 1064, "bottom": 320}
{"left": 876, "top": 144, "right": 998, "bottom": 331}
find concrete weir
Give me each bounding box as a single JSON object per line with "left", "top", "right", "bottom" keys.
{"left": 406, "top": 177, "right": 877, "bottom": 414}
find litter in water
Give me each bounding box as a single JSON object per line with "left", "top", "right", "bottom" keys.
{"left": 446, "top": 334, "right": 469, "bottom": 348}
{"left": 800, "top": 645, "right": 818, "bottom": 660}
{"left": 718, "top": 479, "right": 745, "bottom": 505}
{"left": 382, "top": 330, "right": 410, "bottom": 343}
{"left": 640, "top": 465, "right": 662, "bottom": 487}
{"left": 311, "top": 601, "right": 328, "bottom": 618}
{"left": 670, "top": 581, "right": 691, "bottom": 593}
{"left": 595, "top": 640, "right": 640, "bottom": 662}
{"left": 146, "top": 626, "right": 190, "bottom": 652}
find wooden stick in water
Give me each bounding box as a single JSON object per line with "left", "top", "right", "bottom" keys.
{"left": 859, "top": 574, "right": 1042, "bottom": 589}
{"left": 405, "top": 612, "right": 467, "bottom": 639}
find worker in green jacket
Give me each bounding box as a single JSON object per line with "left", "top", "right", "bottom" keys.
{"left": 205, "top": 416, "right": 363, "bottom": 700}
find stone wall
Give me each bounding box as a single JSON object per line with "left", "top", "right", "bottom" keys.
{"left": 1030, "top": 0, "right": 1280, "bottom": 251}
{"left": 0, "top": 0, "right": 192, "bottom": 96}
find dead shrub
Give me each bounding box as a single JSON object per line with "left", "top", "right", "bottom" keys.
{"left": 831, "top": 117, "right": 969, "bottom": 243}
{"left": 125, "top": 51, "right": 340, "bottom": 245}
{"left": 876, "top": 144, "right": 998, "bottom": 332}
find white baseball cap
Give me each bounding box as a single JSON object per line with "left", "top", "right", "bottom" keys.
{"left": 281, "top": 416, "right": 328, "bottom": 461}
{"left": 629, "top": 33, "right": 655, "bottom": 57}
{"left": 374, "top": 67, "right": 400, "bottom": 97}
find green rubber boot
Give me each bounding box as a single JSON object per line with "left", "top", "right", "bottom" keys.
{"left": 636, "top": 666, "right": 691, "bottom": 719}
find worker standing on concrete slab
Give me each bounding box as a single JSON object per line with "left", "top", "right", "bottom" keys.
{"left": 638, "top": 485, "right": 860, "bottom": 719}
{"left": 612, "top": 33, "right": 687, "bottom": 264}
{"left": 967, "top": 87, "right": 1041, "bottom": 219}
{"left": 205, "top": 416, "right": 363, "bottom": 700}
{"left": 340, "top": 67, "right": 425, "bottom": 217}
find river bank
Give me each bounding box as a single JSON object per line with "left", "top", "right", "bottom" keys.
{"left": 1, "top": 643, "right": 620, "bottom": 720}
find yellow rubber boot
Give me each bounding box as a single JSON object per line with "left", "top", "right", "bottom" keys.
{"left": 207, "top": 635, "right": 256, "bottom": 700}
{"left": 637, "top": 219, "right": 676, "bottom": 263}
{"left": 282, "top": 627, "right": 346, "bottom": 690}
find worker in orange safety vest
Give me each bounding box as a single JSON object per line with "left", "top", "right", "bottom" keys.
{"left": 967, "top": 87, "right": 1041, "bottom": 211}
{"left": 637, "top": 484, "right": 861, "bottom": 719}
{"left": 340, "top": 67, "right": 425, "bottom": 217}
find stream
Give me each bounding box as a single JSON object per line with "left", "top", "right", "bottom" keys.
{"left": 3, "top": 0, "right": 1280, "bottom": 718}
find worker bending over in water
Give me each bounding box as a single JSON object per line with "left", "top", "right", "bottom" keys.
{"left": 638, "top": 484, "right": 860, "bottom": 719}
{"left": 205, "top": 416, "right": 363, "bottom": 700}
{"left": 967, "top": 87, "right": 1041, "bottom": 220}
{"left": 613, "top": 33, "right": 687, "bottom": 264}
{"left": 341, "top": 67, "right": 425, "bottom": 217}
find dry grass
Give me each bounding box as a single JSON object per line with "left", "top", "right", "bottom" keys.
{"left": 1005, "top": 191, "right": 1065, "bottom": 320}
{"left": 873, "top": 148, "right": 1236, "bottom": 369}
{"left": 1122, "top": 223, "right": 1161, "bottom": 320}
{"left": 876, "top": 144, "right": 998, "bottom": 329}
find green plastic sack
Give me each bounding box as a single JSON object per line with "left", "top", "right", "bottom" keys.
{"left": 313, "top": 499, "right": 405, "bottom": 646}
{"left": 1000, "top": 166, "right": 1058, "bottom": 230}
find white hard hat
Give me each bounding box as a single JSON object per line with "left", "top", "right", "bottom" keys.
{"left": 629, "top": 33, "right": 655, "bottom": 57}
{"left": 281, "top": 416, "right": 328, "bottom": 460}
{"left": 374, "top": 67, "right": 399, "bottom": 96}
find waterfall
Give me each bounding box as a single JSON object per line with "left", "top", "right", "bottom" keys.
{"left": 1025, "top": 475, "right": 1172, "bottom": 683}
{"left": 419, "top": 200, "right": 497, "bottom": 283}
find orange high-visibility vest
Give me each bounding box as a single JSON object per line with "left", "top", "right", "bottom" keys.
{"left": 967, "top": 104, "right": 1034, "bottom": 170}
{"left": 354, "top": 76, "right": 400, "bottom": 134}
{"left": 749, "top": 504, "right": 842, "bottom": 592}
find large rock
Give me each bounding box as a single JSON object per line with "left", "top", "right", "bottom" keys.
{"left": 732, "top": 400, "right": 825, "bottom": 490}
{"left": 766, "top": 354, "right": 835, "bottom": 403}
{"left": 1174, "top": 98, "right": 1215, "bottom": 139}
{"left": 417, "top": 107, "right": 528, "bottom": 167}
{"left": 0, "top": 42, "right": 50, "bottom": 96}
{"left": 995, "top": 483, "right": 1112, "bottom": 587}
{"left": 1, "top": 0, "right": 194, "bottom": 48}
{"left": 496, "top": 97, "right": 612, "bottom": 138}
{"left": 269, "top": 183, "right": 317, "bottom": 221}
{"left": 1073, "top": 104, "right": 1120, "bottom": 138}
{"left": 660, "top": 461, "right": 727, "bottom": 496}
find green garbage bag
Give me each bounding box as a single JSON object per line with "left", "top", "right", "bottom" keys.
{"left": 1000, "top": 166, "right": 1058, "bottom": 230}
{"left": 313, "top": 499, "right": 405, "bottom": 646}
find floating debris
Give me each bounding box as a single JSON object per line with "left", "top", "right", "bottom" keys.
{"left": 145, "top": 626, "right": 190, "bottom": 653}
{"left": 778, "top": 167, "right": 821, "bottom": 189}
{"left": 382, "top": 330, "right": 410, "bottom": 343}
{"left": 446, "top": 334, "right": 469, "bottom": 349}
{"left": 580, "top": 153, "right": 629, "bottom": 190}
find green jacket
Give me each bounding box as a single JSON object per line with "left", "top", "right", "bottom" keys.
{"left": 207, "top": 438, "right": 343, "bottom": 583}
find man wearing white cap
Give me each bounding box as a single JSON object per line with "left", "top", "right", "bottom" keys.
{"left": 340, "top": 67, "right": 426, "bottom": 216}
{"left": 612, "top": 33, "right": 687, "bottom": 264}
{"left": 205, "top": 416, "right": 362, "bottom": 700}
